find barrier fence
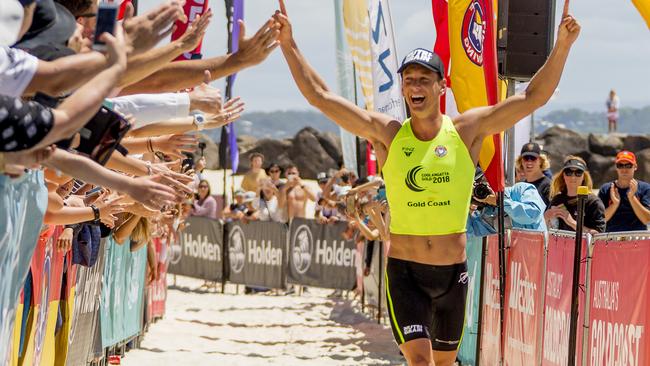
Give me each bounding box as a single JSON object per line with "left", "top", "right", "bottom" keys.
{"left": 5, "top": 215, "right": 650, "bottom": 365}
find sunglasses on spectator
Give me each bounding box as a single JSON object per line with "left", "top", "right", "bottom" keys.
{"left": 616, "top": 163, "right": 634, "bottom": 169}
{"left": 522, "top": 155, "right": 538, "bottom": 162}
{"left": 563, "top": 169, "right": 584, "bottom": 177}
{"left": 269, "top": 169, "right": 280, "bottom": 173}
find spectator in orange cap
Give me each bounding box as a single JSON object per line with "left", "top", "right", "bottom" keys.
{"left": 598, "top": 151, "right": 650, "bottom": 232}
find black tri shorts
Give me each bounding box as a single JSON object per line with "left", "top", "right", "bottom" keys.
{"left": 385, "top": 257, "right": 468, "bottom": 351}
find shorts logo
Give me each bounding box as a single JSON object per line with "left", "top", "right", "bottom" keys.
{"left": 291, "top": 224, "right": 313, "bottom": 274}
{"left": 405, "top": 165, "right": 425, "bottom": 192}
{"left": 434, "top": 145, "right": 447, "bottom": 158}
{"left": 403, "top": 324, "right": 424, "bottom": 335}
{"left": 402, "top": 146, "right": 415, "bottom": 157}
{"left": 228, "top": 225, "right": 246, "bottom": 274}
{"left": 459, "top": 271, "right": 469, "bottom": 284}
{"left": 461, "top": 0, "right": 485, "bottom": 66}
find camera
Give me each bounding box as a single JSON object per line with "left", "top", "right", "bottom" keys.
{"left": 473, "top": 181, "right": 492, "bottom": 200}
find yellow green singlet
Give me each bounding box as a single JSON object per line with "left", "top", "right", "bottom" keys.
{"left": 382, "top": 115, "right": 474, "bottom": 236}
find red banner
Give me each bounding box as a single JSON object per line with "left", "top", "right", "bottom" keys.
{"left": 503, "top": 230, "right": 545, "bottom": 366}
{"left": 542, "top": 233, "right": 588, "bottom": 366}
{"left": 170, "top": 0, "right": 210, "bottom": 60}
{"left": 480, "top": 235, "right": 502, "bottom": 365}
{"left": 148, "top": 238, "right": 167, "bottom": 319}
{"left": 587, "top": 239, "right": 650, "bottom": 366}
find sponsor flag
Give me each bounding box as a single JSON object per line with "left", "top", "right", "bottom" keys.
{"left": 632, "top": 0, "right": 650, "bottom": 28}
{"left": 333, "top": 0, "right": 358, "bottom": 173}
{"left": 343, "top": 0, "right": 374, "bottom": 110}
{"left": 448, "top": 0, "right": 504, "bottom": 191}
{"left": 431, "top": 0, "right": 450, "bottom": 113}
{"left": 369, "top": 0, "right": 405, "bottom": 122}
{"left": 343, "top": 0, "right": 377, "bottom": 176}
{"left": 170, "top": 0, "right": 210, "bottom": 60}
{"left": 223, "top": 0, "right": 243, "bottom": 173}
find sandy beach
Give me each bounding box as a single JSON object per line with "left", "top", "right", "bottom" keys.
{"left": 121, "top": 276, "right": 405, "bottom": 366}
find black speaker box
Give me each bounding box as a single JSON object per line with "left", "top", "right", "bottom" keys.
{"left": 498, "top": 0, "right": 556, "bottom": 80}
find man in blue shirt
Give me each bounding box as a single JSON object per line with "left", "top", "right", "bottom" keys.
{"left": 467, "top": 173, "right": 547, "bottom": 237}
{"left": 598, "top": 151, "right": 650, "bottom": 232}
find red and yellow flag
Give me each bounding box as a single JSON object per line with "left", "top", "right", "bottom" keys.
{"left": 447, "top": 0, "right": 504, "bottom": 191}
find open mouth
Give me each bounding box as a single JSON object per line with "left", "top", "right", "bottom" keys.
{"left": 410, "top": 95, "right": 425, "bottom": 105}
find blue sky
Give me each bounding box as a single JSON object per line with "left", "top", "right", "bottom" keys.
{"left": 140, "top": 0, "right": 650, "bottom": 113}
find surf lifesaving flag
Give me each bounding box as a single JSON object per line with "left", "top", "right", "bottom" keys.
{"left": 170, "top": 0, "right": 210, "bottom": 60}
{"left": 447, "top": 0, "right": 504, "bottom": 191}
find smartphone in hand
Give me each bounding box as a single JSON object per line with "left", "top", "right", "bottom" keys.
{"left": 93, "top": 2, "right": 119, "bottom": 51}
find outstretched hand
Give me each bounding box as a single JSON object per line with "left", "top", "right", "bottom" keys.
{"left": 273, "top": 0, "right": 293, "bottom": 45}
{"left": 235, "top": 18, "right": 280, "bottom": 66}
{"left": 556, "top": 0, "right": 580, "bottom": 46}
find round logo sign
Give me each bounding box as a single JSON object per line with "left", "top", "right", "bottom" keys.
{"left": 434, "top": 145, "right": 448, "bottom": 158}
{"left": 461, "top": 0, "right": 485, "bottom": 66}
{"left": 291, "top": 225, "right": 313, "bottom": 274}
{"left": 228, "top": 225, "right": 246, "bottom": 274}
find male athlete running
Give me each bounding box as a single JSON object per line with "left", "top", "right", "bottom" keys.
{"left": 274, "top": 1, "right": 579, "bottom": 365}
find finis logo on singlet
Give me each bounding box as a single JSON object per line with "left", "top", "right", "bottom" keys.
{"left": 402, "top": 147, "right": 414, "bottom": 157}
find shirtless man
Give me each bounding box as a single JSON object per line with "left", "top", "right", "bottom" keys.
{"left": 273, "top": 1, "right": 580, "bottom": 364}
{"left": 278, "top": 164, "right": 316, "bottom": 220}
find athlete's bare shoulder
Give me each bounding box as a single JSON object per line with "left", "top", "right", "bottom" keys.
{"left": 368, "top": 110, "right": 402, "bottom": 150}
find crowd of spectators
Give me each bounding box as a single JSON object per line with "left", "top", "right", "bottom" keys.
{"left": 469, "top": 142, "right": 650, "bottom": 236}
{"left": 1, "top": 0, "right": 286, "bottom": 344}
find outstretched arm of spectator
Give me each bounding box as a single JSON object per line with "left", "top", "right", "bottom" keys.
{"left": 354, "top": 211, "right": 379, "bottom": 241}
{"left": 120, "top": 18, "right": 279, "bottom": 94}
{"left": 45, "top": 149, "right": 177, "bottom": 209}
{"left": 25, "top": 29, "right": 126, "bottom": 150}
{"left": 128, "top": 98, "right": 244, "bottom": 137}
{"left": 119, "top": 10, "right": 212, "bottom": 87}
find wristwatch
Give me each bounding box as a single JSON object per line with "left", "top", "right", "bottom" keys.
{"left": 90, "top": 204, "right": 100, "bottom": 223}
{"left": 192, "top": 113, "right": 206, "bottom": 131}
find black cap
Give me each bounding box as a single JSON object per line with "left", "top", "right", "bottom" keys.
{"left": 15, "top": 0, "right": 76, "bottom": 51}
{"left": 520, "top": 142, "right": 541, "bottom": 158}
{"left": 563, "top": 158, "right": 587, "bottom": 172}
{"left": 397, "top": 48, "right": 445, "bottom": 78}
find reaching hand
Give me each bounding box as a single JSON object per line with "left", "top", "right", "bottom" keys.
{"left": 123, "top": 0, "right": 187, "bottom": 56}
{"left": 189, "top": 70, "right": 223, "bottom": 114}
{"left": 57, "top": 227, "right": 74, "bottom": 252}
{"left": 234, "top": 18, "right": 280, "bottom": 66}
{"left": 4, "top": 145, "right": 55, "bottom": 169}
{"left": 153, "top": 134, "right": 198, "bottom": 159}
{"left": 205, "top": 97, "right": 245, "bottom": 129}
{"left": 127, "top": 175, "right": 179, "bottom": 209}
{"left": 274, "top": 0, "right": 293, "bottom": 45}
{"left": 95, "top": 193, "right": 128, "bottom": 228}
{"left": 179, "top": 10, "right": 212, "bottom": 52}
{"left": 556, "top": 0, "right": 580, "bottom": 46}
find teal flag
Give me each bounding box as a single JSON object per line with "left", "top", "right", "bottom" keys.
{"left": 457, "top": 236, "right": 484, "bottom": 365}
{"left": 100, "top": 237, "right": 147, "bottom": 347}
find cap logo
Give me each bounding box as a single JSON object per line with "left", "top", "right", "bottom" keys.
{"left": 404, "top": 49, "right": 433, "bottom": 64}
{"left": 461, "top": 0, "right": 485, "bottom": 66}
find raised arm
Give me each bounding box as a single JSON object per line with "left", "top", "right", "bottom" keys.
{"left": 273, "top": 2, "right": 394, "bottom": 146}
{"left": 458, "top": 0, "right": 580, "bottom": 141}
{"left": 120, "top": 18, "right": 279, "bottom": 95}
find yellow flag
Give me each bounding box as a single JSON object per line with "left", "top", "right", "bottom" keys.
{"left": 632, "top": 0, "right": 650, "bottom": 28}
{"left": 343, "top": 0, "right": 374, "bottom": 110}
